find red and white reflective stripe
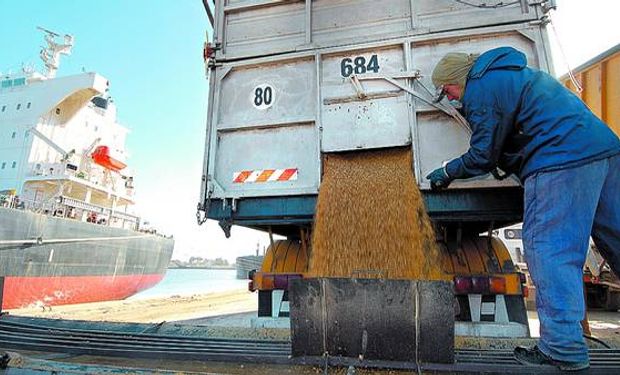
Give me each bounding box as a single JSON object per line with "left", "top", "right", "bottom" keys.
{"left": 233, "top": 168, "right": 298, "bottom": 183}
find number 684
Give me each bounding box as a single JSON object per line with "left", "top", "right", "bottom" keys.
{"left": 340, "top": 54, "right": 380, "bottom": 78}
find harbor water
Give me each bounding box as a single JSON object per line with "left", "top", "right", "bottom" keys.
{"left": 129, "top": 269, "right": 248, "bottom": 300}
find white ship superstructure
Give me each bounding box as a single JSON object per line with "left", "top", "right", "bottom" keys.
{"left": 0, "top": 29, "right": 173, "bottom": 310}
{"left": 0, "top": 28, "right": 137, "bottom": 229}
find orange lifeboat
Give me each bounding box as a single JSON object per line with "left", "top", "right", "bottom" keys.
{"left": 91, "top": 145, "right": 127, "bottom": 171}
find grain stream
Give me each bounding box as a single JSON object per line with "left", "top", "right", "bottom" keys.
{"left": 309, "top": 148, "right": 447, "bottom": 280}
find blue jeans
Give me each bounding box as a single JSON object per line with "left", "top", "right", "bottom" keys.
{"left": 523, "top": 154, "right": 620, "bottom": 363}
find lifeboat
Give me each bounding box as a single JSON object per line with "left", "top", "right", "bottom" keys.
{"left": 91, "top": 145, "right": 127, "bottom": 171}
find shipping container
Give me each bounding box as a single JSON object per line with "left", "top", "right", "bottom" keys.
{"left": 561, "top": 43, "right": 620, "bottom": 137}
{"left": 560, "top": 44, "right": 620, "bottom": 313}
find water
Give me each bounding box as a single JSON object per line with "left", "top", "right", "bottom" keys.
{"left": 130, "top": 268, "right": 248, "bottom": 300}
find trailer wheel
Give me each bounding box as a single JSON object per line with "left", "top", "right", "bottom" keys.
{"left": 586, "top": 284, "right": 608, "bottom": 309}
{"left": 258, "top": 290, "right": 272, "bottom": 317}
{"left": 605, "top": 291, "right": 620, "bottom": 312}
{"left": 256, "top": 239, "right": 309, "bottom": 317}
{"left": 261, "top": 239, "right": 309, "bottom": 274}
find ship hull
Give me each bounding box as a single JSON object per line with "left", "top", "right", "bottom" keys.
{"left": 0, "top": 207, "right": 174, "bottom": 309}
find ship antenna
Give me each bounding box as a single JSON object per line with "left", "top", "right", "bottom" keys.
{"left": 37, "top": 26, "right": 74, "bottom": 79}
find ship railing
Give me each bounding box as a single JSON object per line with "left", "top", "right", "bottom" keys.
{"left": 2, "top": 194, "right": 172, "bottom": 238}
{"left": 2, "top": 194, "right": 140, "bottom": 229}
{"left": 1, "top": 195, "right": 37, "bottom": 211}
{"left": 2, "top": 196, "right": 67, "bottom": 218}
{"left": 59, "top": 196, "right": 140, "bottom": 224}
{"left": 27, "top": 161, "right": 86, "bottom": 183}
{"left": 27, "top": 163, "right": 134, "bottom": 197}
{"left": 16, "top": 196, "right": 57, "bottom": 213}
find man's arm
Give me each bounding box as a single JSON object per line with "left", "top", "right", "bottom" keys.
{"left": 445, "top": 105, "right": 514, "bottom": 180}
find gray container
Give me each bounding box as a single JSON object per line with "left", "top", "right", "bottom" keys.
{"left": 212, "top": 0, "right": 544, "bottom": 61}
{"left": 202, "top": 22, "right": 553, "bottom": 202}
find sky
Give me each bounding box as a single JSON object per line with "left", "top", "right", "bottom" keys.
{"left": 1, "top": 1, "right": 619, "bottom": 262}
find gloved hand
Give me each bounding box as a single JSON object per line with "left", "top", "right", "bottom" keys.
{"left": 426, "top": 167, "right": 453, "bottom": 191}
{"left": 491, "top": 167, "right": 509, "bottom": 180}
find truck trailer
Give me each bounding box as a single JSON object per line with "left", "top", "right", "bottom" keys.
{"left": 198, "top": 0, "right": 559, "bottom": 339}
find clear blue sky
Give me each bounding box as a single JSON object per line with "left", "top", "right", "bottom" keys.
{"left": 0, "top": 0, "right": 271, "bottom": 261}
{"left": 1, "top": 1, "right": 619, "bottom": 262}
{"left": 0, "top": 0, "right": 208, "bottom": 180}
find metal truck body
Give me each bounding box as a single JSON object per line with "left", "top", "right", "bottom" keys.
{"left": 198, "top": 1, "right": 557, "bottom": 337}
{"left": 211, "top": 0, "right": 546, "bottom": 62}
{"left": 200, "top": 1, "right": 554, "bottom": 233}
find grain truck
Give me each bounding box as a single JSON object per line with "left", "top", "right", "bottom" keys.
{"left": 198, "top": 0, "right": 559, "bottom": 337}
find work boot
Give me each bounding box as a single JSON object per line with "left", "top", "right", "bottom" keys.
{"left": 514, "top": 346, "right": 590, "bottom": 372}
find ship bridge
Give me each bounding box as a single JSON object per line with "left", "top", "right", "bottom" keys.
{"left": 0, "top": 28, "right": 140, "bottom": 232}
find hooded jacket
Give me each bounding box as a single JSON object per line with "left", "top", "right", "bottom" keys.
{"left": 444, "top": 47, "right": 620, "bottom": 181}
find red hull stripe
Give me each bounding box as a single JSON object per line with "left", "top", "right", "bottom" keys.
{"left": 1, "top": 274, "right": 164, "bottom": 310}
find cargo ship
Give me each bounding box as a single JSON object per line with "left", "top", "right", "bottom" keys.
{"left": 0, "top": 28, "right": 174, "bottom": 310}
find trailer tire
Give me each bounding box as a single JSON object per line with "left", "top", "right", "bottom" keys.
{"left": 261, "top": 239, "right": 308, "bottom": 274}
{"left": 258, "top": 290, "right": 273, "bottom": 317}
{"left": 605, "top": 291, "right": 620, "bottom": 312}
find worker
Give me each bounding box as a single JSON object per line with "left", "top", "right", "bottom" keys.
{"left": 427, "top": 46, "right": 620, "bottom": 371}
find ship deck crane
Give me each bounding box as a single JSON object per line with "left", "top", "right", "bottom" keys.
{"left": 28, "top": 127, "right": 75, "bottom": 162}
{"left": 79, "top": 137, "right": 102, "bottom": 174}
{"left": 29, "top": 126, "right": 101, "bottom": 172}
{"left": 28, "top": 127, "right": 76, "bottom": 163}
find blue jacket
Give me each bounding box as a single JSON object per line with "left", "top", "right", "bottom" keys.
{"left": 445, "top": 47, "right": 620, "bottom": 181}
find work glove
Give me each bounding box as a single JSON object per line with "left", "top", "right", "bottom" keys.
{"left": 426, "top": 166, "right": 453, "bottom": 191}
{"left": 491, "top": 167, "right": 510, "bottom": 180}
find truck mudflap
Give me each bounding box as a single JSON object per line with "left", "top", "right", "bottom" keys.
{"left": 289, "top": 278, "right": 455, "bottom": 363}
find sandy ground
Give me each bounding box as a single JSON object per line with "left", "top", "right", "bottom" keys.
{"left": 6, "top": 288, "right": 257, "bottom": 323}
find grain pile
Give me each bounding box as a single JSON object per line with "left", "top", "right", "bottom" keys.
{"left": 309, "top": 148, "right": 447, "bottom": 280}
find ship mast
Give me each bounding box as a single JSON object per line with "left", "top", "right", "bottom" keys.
{"left": 38, "top": 26, "right": 74, "bottom": 79}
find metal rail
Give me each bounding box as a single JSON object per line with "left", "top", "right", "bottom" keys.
{"left": 0, "top": 234, "right": 150, "bottom": 246}
{"left": 1, "top": 317, "right": 619, "bottom": 373}
{"left": 0, "top": 318, "right": 291, "bottom": 365}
